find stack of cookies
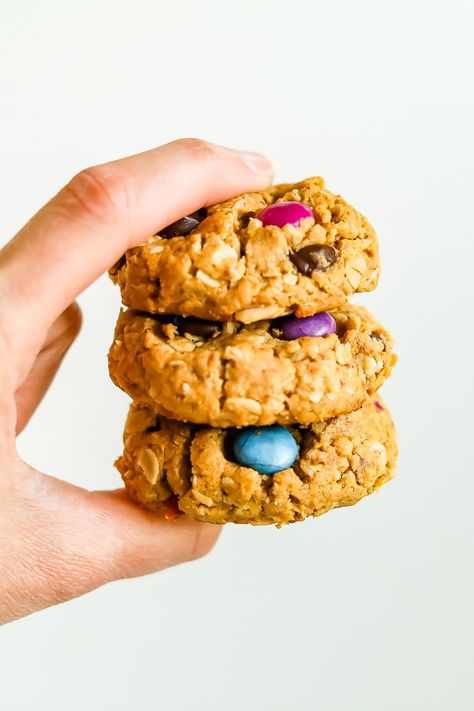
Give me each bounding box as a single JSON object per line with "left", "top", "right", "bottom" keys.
{"left": 109, "top": 178, "right": 397, "bottom": 526}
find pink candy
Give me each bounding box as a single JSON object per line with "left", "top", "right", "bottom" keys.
{"left": 257, "top": 201, "right": 313, "bottom": 227}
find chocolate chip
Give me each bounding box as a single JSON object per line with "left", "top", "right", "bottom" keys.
{"left": 239, "top": 211, "right": 256, "bottom": 229}
{"left": 110, "top": 254, "right": 126, "bottom": 274}
{"left": 335, "top": 320, "right": 347, "bottom": 339}
{"left": 370, "top": 333, "right": 386, "bottom": 350}
{"left": 223, "top": 431, "right": 239, "bottom": 463}
{"left": 158, "top": 209, "right": 207, "bottom": 238}
{"left": 145, "top": 312, "right": 178, "bottom": 325}
{"left": 176, "top": 318, "right": 221, "bottom": 338}
{"left": 145, "top": 416, "right": 162, "bottom": 433}
{"left": 144, "top": 423, "right": 162, "bottom": 434}
{"left": 289, "top": 244, "right": 338, "bottom": 276}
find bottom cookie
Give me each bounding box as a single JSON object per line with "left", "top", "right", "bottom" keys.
{"left": 115, "top": 395, "right": 397, "bottom": 526}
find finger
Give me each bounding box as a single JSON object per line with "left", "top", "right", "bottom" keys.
{"left": 1, "top": 467, "right": 220, "bottom": 623}
{"left": 0, "top": 139, "right": 274, "bottom": 349}
{"left": 14, "top": 303, "right": 82, "bottom": 434}
{"left": 90, "top": 489, "right": 221, "bottom": 580}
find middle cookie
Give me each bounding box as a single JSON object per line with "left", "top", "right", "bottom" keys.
{"left": 109, "top": 303, "right": 396, "bottom": 428}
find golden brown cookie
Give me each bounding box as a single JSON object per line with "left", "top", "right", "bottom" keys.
{"left": 110, "top": 178, "right": 380, "bottom": 323}
{"left": 115, "top": 395, "right": 397, "bottom": 526}
{"left": 109, "top": 303, "right": 396, "bottom": 427}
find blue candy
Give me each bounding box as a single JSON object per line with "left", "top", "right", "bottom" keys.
{"left": 232, "top": 425, "right": 299, "bottom": 475}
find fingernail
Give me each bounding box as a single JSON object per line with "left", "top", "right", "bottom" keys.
{"left": 239, "top": 151, "right": 277, "bottom": 175}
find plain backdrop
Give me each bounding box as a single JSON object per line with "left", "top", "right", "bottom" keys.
{"left": 1, "top": 0, "right": 473, "bottom": 709}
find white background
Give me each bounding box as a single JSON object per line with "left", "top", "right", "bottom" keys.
{"left": 1, "top": 0, "right": 474, "bottom": 709}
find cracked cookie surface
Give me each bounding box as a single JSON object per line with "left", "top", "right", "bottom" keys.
{"left": 109, "top": 303, "right": 396, "bottom": 427}
{"left": 110, "top": 177, "right": 380, "bottom": 323}
{"left": 115, "top": 395, "right": 397, "bottom": 526}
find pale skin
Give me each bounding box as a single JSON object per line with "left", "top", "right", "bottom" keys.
{"left": 0, "top": 139, "right": 274, "bottom": 625}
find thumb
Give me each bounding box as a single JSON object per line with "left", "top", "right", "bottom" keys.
{"left": 0, "top": 463, "right": 220, "bottom": 624}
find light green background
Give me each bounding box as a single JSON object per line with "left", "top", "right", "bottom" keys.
{"left": 1, "top": 0, "right": 473, "bottom": 709}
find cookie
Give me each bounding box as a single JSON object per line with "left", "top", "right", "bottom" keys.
{"left": 110, "top": 177, "right": 380, "bottom": 323}
{"left": 108, "top": 303, "right": 396, "bottom": 427}
{"left": 115, "top": 395, "right": 397, "bottom": 526}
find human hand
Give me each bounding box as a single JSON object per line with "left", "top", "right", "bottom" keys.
{"left": 0, "top": 139, "right": 274, "bottom": 625}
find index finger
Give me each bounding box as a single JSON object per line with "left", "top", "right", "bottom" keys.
{"left": 0, "top": 139, "right": 274, "bottom": 348}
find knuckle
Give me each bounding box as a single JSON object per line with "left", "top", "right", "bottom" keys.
{"left": 173, "top": 137, "right": 219, "bottom": 162}
{"left": 61, "top": 165, "right": 132, "bottom": 222}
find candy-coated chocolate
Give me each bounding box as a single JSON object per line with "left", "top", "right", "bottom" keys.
{"left": 279, "top": 312, "right": 337, "bottom": 340}
{"left": 257, "top": 201, "right": 313, "bottom": 227}
{"left": 232, "top": 425, "right": 298, "bottom": 475}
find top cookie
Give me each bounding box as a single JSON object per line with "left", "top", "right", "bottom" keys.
{"left": 110, "top": 177, "right": 380, "bottom": 323}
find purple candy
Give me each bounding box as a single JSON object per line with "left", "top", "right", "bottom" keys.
{"left": 280, "top": 312, "right": 337, "bottom": 340}
{"left": 257, "top": 201, "right": 313, "bottom": 227}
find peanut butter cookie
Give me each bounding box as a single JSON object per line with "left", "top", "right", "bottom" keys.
{"left": 109, "top": 303, "right": 396, "bottom": 427}
{"left": 115, "top": 395, "right": 397, "bottom": 526}
{"left": 110, "top": 178, "right": 380, "bottom": 323}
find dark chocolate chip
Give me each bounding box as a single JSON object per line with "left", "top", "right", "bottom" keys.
{"left": 239, "top": 211, "right": 256, "bottom": 229}
{"left": 111, "top": 254, "right": 126, "bottom": 273}
{"left": 335, "top": 320, "right": 347, "bottom": 339}
{"left": 370, "top": 333, "right": 386, "bottom": 350}
{"left": 145, "top": 417, "right": 162, "bottom": 433}
{"left": 177, "top": 318, "right": 221, "bottom": 338}
{"left": 144, "top": 312, "right": 178, "bottom": 325}
{"left": 144, "top": 424, "right": 161, "bottom": 433}
{"left": 149, "top": 279, "right": 161, "bottom": 299}
{"left": 223, "top": 430, "right": 239, "bottom": 464}
{"left": 289, "top": 244, "right": 338, "bottom": 276}
{"left": 158, "top": 209, "right": 207, "bottom": 238}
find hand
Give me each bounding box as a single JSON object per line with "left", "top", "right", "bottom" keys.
{"left": 0, "top": 139, "right": 274, "bottom": 625}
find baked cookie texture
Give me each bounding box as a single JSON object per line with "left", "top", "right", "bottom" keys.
{"left": 109, "top": 175, "right": 397, "bottom": 525}
{"left": 109, "top": 303, "right": 396, "bottom": 427}
{"left": 110, "top": 178, "right": 380, "bottom": 323}
{"left": 115, "top": 396, "right": 397, "bottom": 526}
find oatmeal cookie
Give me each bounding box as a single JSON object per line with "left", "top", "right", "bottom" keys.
{"left": 108, "top": 303, "right": 396, "bottom": 427}
{"left": 110, "top": 177, "right": 380, "bottom": 323}
{"left": 115, "top": 395, "right": 397, "bottom": 526}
